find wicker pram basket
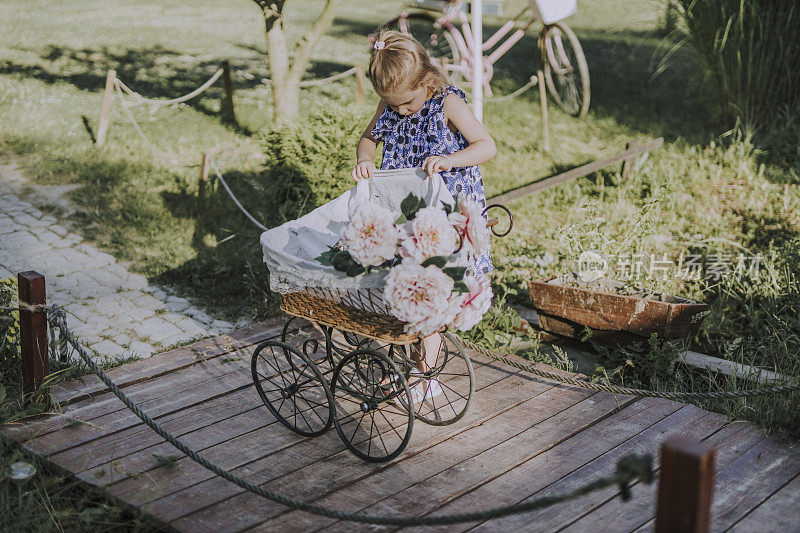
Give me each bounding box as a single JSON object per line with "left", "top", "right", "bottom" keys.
{"left": 280, "top": 289, "right": 423, "bottom": 344}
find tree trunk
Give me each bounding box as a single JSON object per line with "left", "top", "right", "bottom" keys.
{"left": 256, "top": 0, "right": 342, "bottom": 125}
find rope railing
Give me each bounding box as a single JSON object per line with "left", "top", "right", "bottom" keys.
{"left": 114, "top": 69, "right": 224, "bottom": 106}
{"left": 37, "top": 303, "right": 652, "bottom": 526}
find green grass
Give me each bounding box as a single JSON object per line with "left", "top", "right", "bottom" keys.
{"left": 1, "top": 0, "right": 800, "bottom": 526}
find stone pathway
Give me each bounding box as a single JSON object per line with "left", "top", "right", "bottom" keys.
{"left": 0, "top": 159, "right": 235, "bottom": 363}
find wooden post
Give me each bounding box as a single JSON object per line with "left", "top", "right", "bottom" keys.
{"left": 221, "top": 61, "right": 237, "bottom": 126}
{"left": 621, "top": 141, "right": 639, "bottom": 179}
{"left": 537, "top": 69, "right": 549, "bottom": 151}
{"left": 96, "top": 69, "right": 116, "bottom": 147}
{"left": 354, "top": 66, "right": 366, "bottom": 104}
{"left": 198, "top": 152, "right": 210, "bottom": 200}
{"left": 18, "top": 271, "right": 50, "bottom": 408}
{"left": 656, "top": 436, "right": 716, "bottom": 533}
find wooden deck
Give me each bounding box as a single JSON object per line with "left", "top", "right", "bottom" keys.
{"left": 3, "top": 318, "right": 800, "bottom": 532}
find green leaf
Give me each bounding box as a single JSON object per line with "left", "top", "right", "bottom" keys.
{"left": 395, "top": 213, "right": 408, "bottom": 225}
{"left": 443, "top": 266, "right": 467, "bottom": 280}
{"left": 453, "top": 281, "right": 470, "bottom": 293}
{"left": 0, "top": 383, "right": 6, "bottom": 404}
{"left": 400, "top": 193, "right": 427, "bottom": 220}
{"left": 421, "top": 256, "right": 448, "bottom": 268}
{"left": 442, "top": 201, "right": 453, "bottom": 215}
{"left": 315, "top": 246, "right": 337, "bottom": 266}
{"left": 332, "top": 251, "right": 352, "bottom": 270}
{"left": 346, "top": 263, "right": 365, "bottom": 277}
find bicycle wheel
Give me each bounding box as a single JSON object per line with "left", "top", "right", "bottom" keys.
{"left": 251, "top": 340, "right": 333, "bottom": 437}
{"left": 401, "top": 331, "right": 475, "bottom": 426}
{"left": 331, "top": 349, "right": 414, "bottom": 462}
{"left": 381, "top": 13, "right": 460, "bottom": 75}
{"left": 539, "top": 22, "right": 590, "bottom": 117}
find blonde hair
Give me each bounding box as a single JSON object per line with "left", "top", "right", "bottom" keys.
{"left": 369, "top": 29, "right": 449, "bottom": 98}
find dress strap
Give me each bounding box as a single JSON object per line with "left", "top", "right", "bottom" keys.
{"left": 429, "top": 85, "right": 468, "bottom": 114}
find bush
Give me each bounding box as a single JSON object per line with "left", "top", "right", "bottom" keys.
{"left": 677, "top": 0, "right": 800, "bottom": 165}
{"left": 248, "top": 106, "right": 370, "bottom": 225}
{"left": 0, "top": 278, "right": 20, "bottom": 383}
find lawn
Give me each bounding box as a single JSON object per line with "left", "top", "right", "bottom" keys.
{"left": 1, "top": 0, "right": 799, "bottom": 526}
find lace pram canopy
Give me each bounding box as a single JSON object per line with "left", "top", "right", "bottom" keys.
{"left": 260, "top": 168, "right": 462, "bottom": 313}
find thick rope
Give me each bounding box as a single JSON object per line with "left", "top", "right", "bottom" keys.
{"left": 113, "top": 82, "right": 184, "bottom": 167}
{"left": 210, "top": 159, "right": 268, "bottom": 231}
{"left": 486, "top": 75, "right": 538, "bottom": 102}
{"left": 455, "top": 336, "right": 800, "bottom": 400}
{"left": 43, "top": 303, "right": 651, "bottom": 526}
{"left": 298, "top": 67, "right": 358, "bottom": 87}
{"left": 114, "top": 69, "right": 224, "bottom": 106}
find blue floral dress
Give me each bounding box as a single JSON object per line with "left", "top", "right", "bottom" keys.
{"left": 371, "top": 85, "right": 493, "bottom": 276}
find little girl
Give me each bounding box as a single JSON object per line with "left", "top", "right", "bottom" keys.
{"left": 352, "top": 30, "right": 497, "bottom": 399}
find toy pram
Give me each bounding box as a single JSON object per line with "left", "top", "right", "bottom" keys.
{"left": 253, "top": 169, "right": 512, "bottom": 462}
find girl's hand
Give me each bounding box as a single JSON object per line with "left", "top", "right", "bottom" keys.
{"left": 422, "top": 155, "right": 453, "bottom": 177}
{"left": 352, "top": 160, "right": 375, "bottom": 180}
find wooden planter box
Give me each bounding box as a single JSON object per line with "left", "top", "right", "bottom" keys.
{"left": 528, "top": 273, "right": 708, "bottom": 343}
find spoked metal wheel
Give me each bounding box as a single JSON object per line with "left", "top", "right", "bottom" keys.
{"left": 251, "top": 340, "right": 333, "bottom": 437}
{"left": 331, "top": 349, "right": 414, "bottom": 462}
{"left": 539, "top": 22, "right": 590, "bottom": 117}
{"left": 381, "top": 13, "right": 460, "bottom": 78}
{"left": 402, "top": 331, "right": 475, "bottom": 426}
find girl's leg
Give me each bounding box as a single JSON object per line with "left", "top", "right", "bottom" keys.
{"left": 409, "top": 332, "right": 444, "bottom": 372}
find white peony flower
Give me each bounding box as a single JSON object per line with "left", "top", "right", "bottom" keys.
{"left": 449, "top": 197, "right": 491, "bottom": 256}
{"left": 342, "top": 203, "right": 399, "bottom": 267}
{"left": 383, "top": 259, "right": 455, "bottom": 336}
{"left": 398, "top": 206, "right": 458, "bottom": 262}
{"left": 452, "top": 275, "right": 493, "bottom": 331}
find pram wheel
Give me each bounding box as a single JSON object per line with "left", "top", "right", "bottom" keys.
{"left": 331, "top": 349, "right": 414, "bottom": 462}
{"left": 402, "top": 331, "right": 475, "bottom": 426}
{"left": 251, "top": 340, "right": 334, "bottom": 437}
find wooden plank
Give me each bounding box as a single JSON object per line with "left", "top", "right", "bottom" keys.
{"left": 487, "top": 137, "right": 664, "bottom": 205}
{"left": 154, "top": 361, "right": 564, "bottom": 528}
{"left": 112, "top": 355, "right": 522, "bottom": 517}
{"left": 300, "top": 397, "right": 677, "bottom": 533}
{"left": 50, "top": 317, "right": 289, "bottom": 405}
{"left": 95, "top": 69, "right": 116, "bottom": 146}
{"left": 729, "top": 472, "right": 800, "bottom": 532}
{"left": 11, "top": 346, "right": 259, "bottom": 451}
{"left": 558, "top": 420, "right": 767, "bottom": 533}
{"left": 468, "top": 405, "right": 731, "bottom": 533}
{"left": 49, "top": 385, "right": 264, "bottom": 475}
{"left": 194, "top": 387, "right": 621, "bottom": 533}
{"left": 655, "top": 436, "right": 716, "bottom": 533}
{"left": 386, "top": 398, "right": 686, "bottom": 533}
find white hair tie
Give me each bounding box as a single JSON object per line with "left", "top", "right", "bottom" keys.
{"left": 374, "top": 41, "right": 386, "bottom": 51}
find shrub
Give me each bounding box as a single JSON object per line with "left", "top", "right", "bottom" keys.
{"left": 677, "top": 0, "right": 800, "bottom": 165}
{"left": 248, "top": 106, "right": 370, "bottom": 225}
{"left": 0, "top": 278, "right": 20, "bottom": 383}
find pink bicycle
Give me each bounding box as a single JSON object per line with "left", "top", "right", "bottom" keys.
{"left": 375, "top": 0, "right": 590, "bottom": 117}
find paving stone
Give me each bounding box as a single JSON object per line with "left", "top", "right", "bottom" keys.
{"left": 165, "top": 296, "right": 190, "bottom": 313}
{"left": 128, "top": 341, "right": 156, "bottom": 357}
{"left": 35, "top": 228, "right": 62, "bottom": 246}
{"left": 90, "top": 340, "right": 126, "bottom": 359}
{"left": 159, "top": 331, "right": 199, "bottom": 348}
{"left": 122, "top": 273, "right": 148, "bottom": 291}
{"left": 125, "top": 306, "right": 156, "bottom": 322}
{"left": 133, "top": 317, "right": 183, "bottom": 342}
{"left": 95, "top": 252, "right": 115, "bottom": 266}
{"left": 27, "top": 207, "right": 44, "bottom": 218}
{"left": 49, "top": 224, "right": 68, "bottom": 237}
{"left": 173, "top": 316, "right": 208, "bottom": 336}
{"left": 132, "top": 293, "right": 163, "bottom": 312}
{"left": 186, "top": 307, "right": 212, "bottom": 324}
{"left": 210, "top": 319, "right": 234, "bottom": 331}
{"left": 150, "top": 287, "right": 167, "bottom": 300}
{"left": 113, "top": 333, "right": 131, "bottom": 346}
{"left": 86, "top": 269, "right": 124, "bottom": 289}
{"left": 12, "top": 213, "right": 38, "bottom": 226}
{"left": 40, "top": 215, "right": 57, "bottom": 225}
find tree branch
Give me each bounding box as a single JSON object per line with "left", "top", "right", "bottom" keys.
{"left": 288, "top": 0, "right": 342, "bottom": 83}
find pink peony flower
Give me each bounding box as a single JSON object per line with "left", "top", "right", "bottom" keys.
{"left": 398, "top": 206, "right": 458, "bottom": 262}
{"left": 452, "top": 275, "right": 493, "bottom": 331}
{"left": 342, "top": 203, "right": 399, "bottom": 267}
{"left": 383, "top": 259, "right": 455, "bottom": 336}
{"left": 448, "top": 197, "right": 490, "bottom": 256}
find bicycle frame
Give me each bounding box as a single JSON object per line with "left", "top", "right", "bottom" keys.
{"left": 401, "top": 0, "right": 540, "bottom": 95}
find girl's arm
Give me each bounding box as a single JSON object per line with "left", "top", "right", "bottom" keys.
{"left": 353, "top": 101, "right": 387, "bottom": 180}
{"left": 422, "top": 94, "right": 497, "bottom": 176}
